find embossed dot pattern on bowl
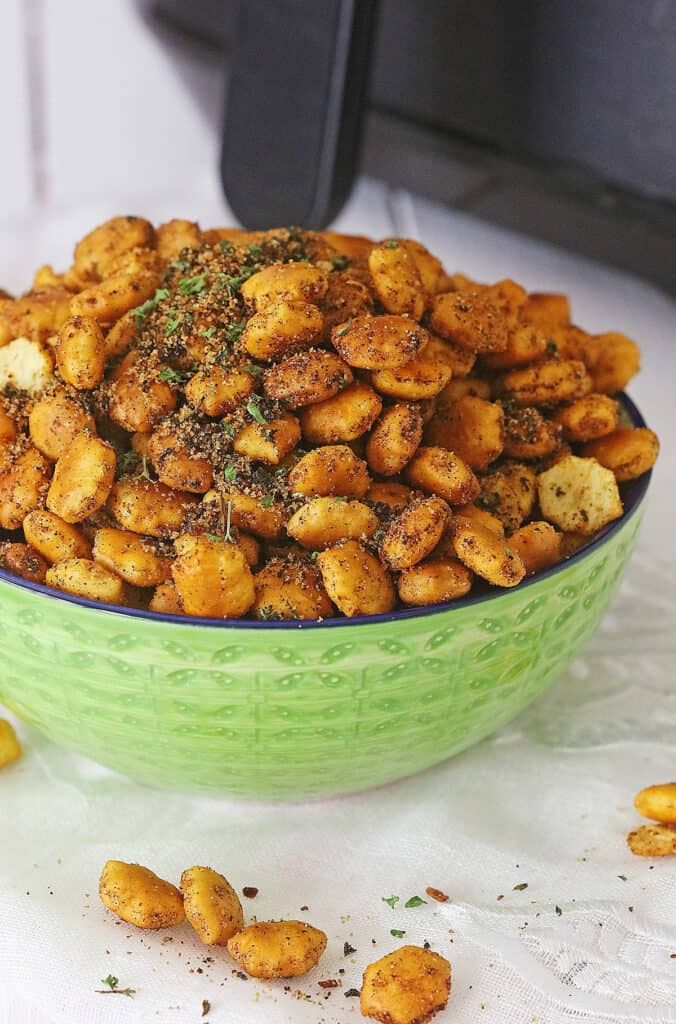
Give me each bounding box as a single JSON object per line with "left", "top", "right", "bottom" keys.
{"left": 0, "top": 501, "right": 646, "bottom": 799}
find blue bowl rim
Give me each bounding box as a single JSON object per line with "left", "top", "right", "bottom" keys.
{"left": 0, "top": 392, "right": 651, "bottom": 630}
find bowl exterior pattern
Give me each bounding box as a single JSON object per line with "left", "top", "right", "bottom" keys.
{"left": 0, "top": 506, "right": 643, "bottom": 799}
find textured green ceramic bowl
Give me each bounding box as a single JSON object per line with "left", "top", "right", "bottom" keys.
{"left": 0, "top": 397, "right": 650, "bottom": 800}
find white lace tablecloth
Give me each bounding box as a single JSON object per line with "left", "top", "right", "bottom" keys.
{"left": 1, "top": 181, "right": 675, "bottom": 1024}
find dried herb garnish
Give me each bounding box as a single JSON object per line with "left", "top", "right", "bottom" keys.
{"left": 555, "top": 905, "right": 562, "bottom": 916}
{"left": 331, "top": 255, "right": 349, "bottom": 270}
{"left": 218, "top": 267, "right": 255, "bottom": 296}
{"left": 96, "top": 975, "right": 136, "bottom": 998}
{"left": 385, "top": 240, "right": 398, "bottom": 249}
{"left": 179, "top": 273, "right": 207, "bottom": 296}
{"left": 200, "top": 326, "right": 217, "bottom": 339}
{"left": 382, "top": 895, "right": 400, "bottom": 909}
{"left": 224, "top": 464, "right": 238, "bottom": 482}
{"left": 260, "top": 495, "right": 274, "bottom": 508}
{"left": 158, "top": 362, "right": 199, "bottom": 384}
{"left": 117, "top": 450, "right": 140, "bottom": 477}
{"left": 158, "top": 366, "right": 182, "bottom": 383}
{"left": 133, "top": 287, "right": 169, "bottom": 324}
{"left": 335, "top": 320, "right": 352, "bottom": 337}
{"left": 343, "top": 942, "right": 356, "bottom": 956}
{"left": 164, "top": 314, "right": 181, "bottom": 336}
{"left": 618, "top": 874, "right": 628, "bottom": 882}
{"left": 404, "top": 895, "right": 427, "bottom": 908}
{"left": 222, "top": 497, "right": 234, "bottom": 543}
{"left": 225, "top": 320, "right": 246, "bottom": 344}
{"left": 246, "top": 397, "right": 268, "bottom": 425}
{"left": 202, "top": 999, "right": 211, "bottom": 1016}
{"left": 133, "top": 454, "right": 153, "bottom": 481}
{"left": 513, "top": 883, "right": 529, "bottom": 892}
{"left": 390, "top": 928, "right": 405, "bottom": 938}
{"left": 248, "top": 243, "right": 263, "bottom": 261}
{"left": 257, "top": 605, "right": 282, "bottom": 621}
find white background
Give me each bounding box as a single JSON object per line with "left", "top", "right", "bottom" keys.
{"left": 1, "top": 4, "right": 675, "bottom": 1023}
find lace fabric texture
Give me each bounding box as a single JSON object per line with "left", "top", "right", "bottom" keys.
{"left": 1, "top": 184, "right": 675, "bottom": 1024}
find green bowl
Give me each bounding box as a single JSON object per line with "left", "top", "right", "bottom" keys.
{"left": 0, "top": 397, "right": 651, "bottom": 800}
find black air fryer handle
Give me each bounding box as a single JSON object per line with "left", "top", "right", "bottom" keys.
{"left": 220, "top": 0, "right": 378, "bottom": 229}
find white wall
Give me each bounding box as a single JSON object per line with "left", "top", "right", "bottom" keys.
{"left": 0, "top": 0, "right": 229, "bottom": 289}
{"left": 40, "top": 0, "right": 220, "bottom": 209}
{"left": 1, "top": 0, "right": 34, "bottom": 216}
